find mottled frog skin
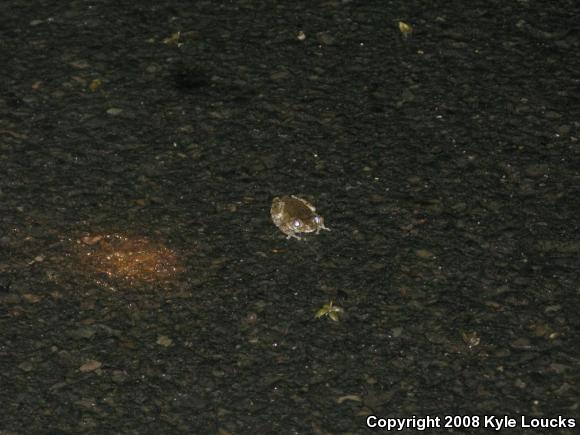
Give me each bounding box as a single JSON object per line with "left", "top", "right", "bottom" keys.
{"left": 270, "top": 195, "right": 330, "bottom": 240}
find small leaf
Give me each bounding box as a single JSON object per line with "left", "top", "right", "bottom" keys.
{"left": 89, "top": 79, "right": 102, "bottom": 92}
{"left": 315, "top": 301, "right": 344, "bottom": 321}
{"left": 80, "top": 360, "right": 102, "bottom": 373}
{"left": 398, "top": 21, "right": 413, "bottom": 37}
{"left": 163, "top": 31, "right": 181, "bottom": 46}
{"left": 315, "top": 305, "right": 329, "bottom": 319}
{"left": 157, "top": 335, "right": 173, "bottom": 347}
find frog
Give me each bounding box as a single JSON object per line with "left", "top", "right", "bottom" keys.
{"left": 270, "top": 195, "right": 330, "bottom": 240}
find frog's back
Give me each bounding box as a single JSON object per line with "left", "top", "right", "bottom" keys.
{"left": 283, "top": 197, "right": 315, "bottom": 220}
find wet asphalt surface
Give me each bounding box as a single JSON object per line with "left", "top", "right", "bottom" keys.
{"left": 1, "top": 0, "right": 579, "bottom": 434}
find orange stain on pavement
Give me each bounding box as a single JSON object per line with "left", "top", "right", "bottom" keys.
{"left": 76, "top": 233, "right": 183, "bottom": 285}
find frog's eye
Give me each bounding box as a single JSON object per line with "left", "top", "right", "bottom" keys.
{"left": 292, "top": 218, "right": 303, "bottom": 228}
